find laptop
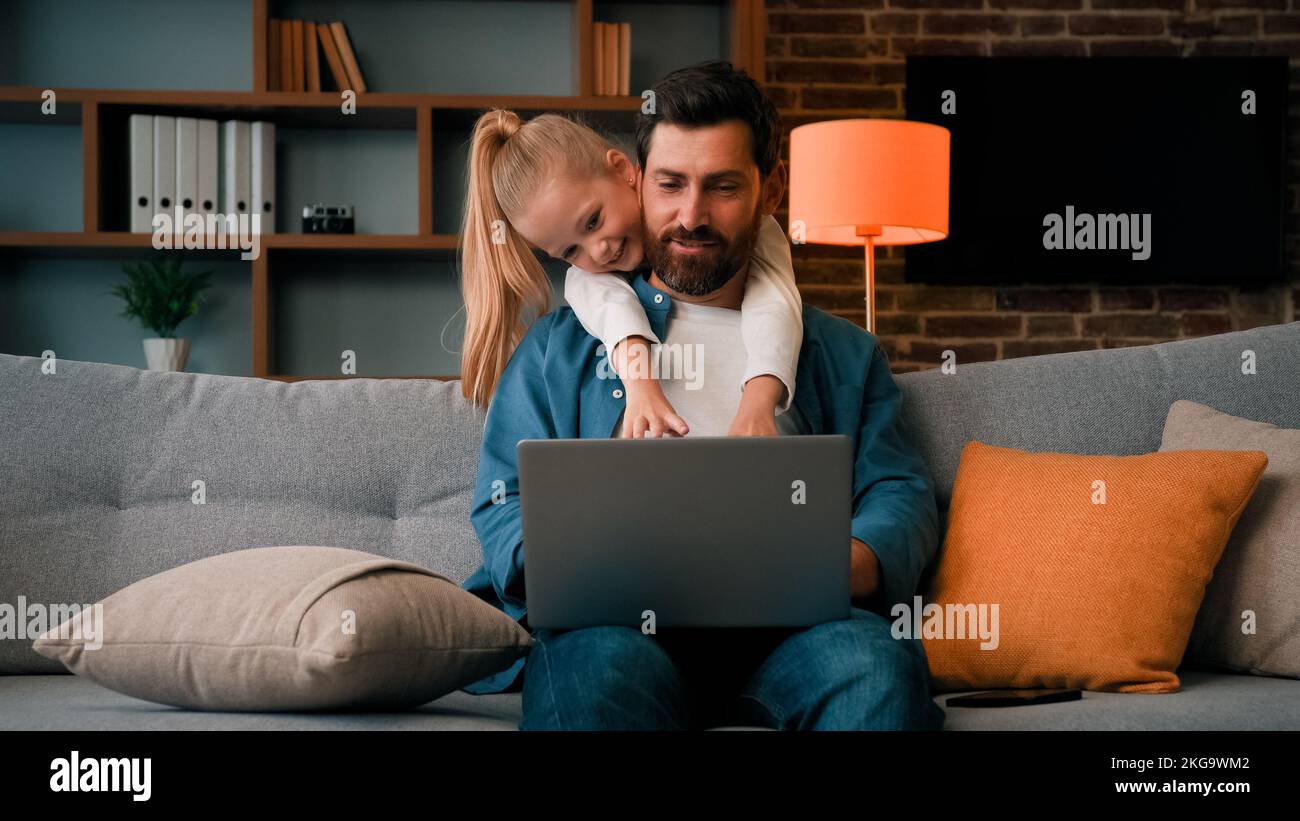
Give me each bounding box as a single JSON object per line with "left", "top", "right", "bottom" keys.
{"left": 518, "top": 434, "right": 853, "bottom": 630}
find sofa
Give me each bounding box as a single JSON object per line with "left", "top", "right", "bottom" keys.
{"left": 2, "top": 319, "right": 1299, "bottom": 730}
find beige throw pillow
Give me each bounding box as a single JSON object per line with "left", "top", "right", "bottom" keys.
{"left": 1160, "top": 400, "right": 1300, "bottom": 679}
{"left": 33, "top": 545, "right": 532, "bottom": 711}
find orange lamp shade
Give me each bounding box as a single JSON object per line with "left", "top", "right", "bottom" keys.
{"left": 789, "top": 119, "right": 950, "bottom": 246}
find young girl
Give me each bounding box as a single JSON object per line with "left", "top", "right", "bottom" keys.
{"left": 459, "top": 108, "right": 802, "bottom": 438}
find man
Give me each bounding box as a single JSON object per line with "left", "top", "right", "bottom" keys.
{"left": 460, "top": 60, "right": 945, "bottom": 731}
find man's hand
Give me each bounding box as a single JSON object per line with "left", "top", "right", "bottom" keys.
{"left": 850, "top": 537, "right": 882, "bottom": 605}
{"left": 727, "top": 374, "right": 784, "bottom": 436}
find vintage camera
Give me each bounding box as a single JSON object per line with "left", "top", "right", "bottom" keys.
{"left": 301, "top": 204, "right": 355, "bottom": 234}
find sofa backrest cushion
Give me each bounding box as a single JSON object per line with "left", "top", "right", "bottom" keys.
{"left": 0, "top": 354, "right": 486, "bottom": 673}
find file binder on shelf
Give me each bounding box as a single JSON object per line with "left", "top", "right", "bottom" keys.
{"left": 221, "top": 120, "right": 251, "bottom": 234}
{"left": 197, "top": 119, "right": 218, "bottom": 219}
{"left": 128, "top": 114, "right": 153, "bottom": 233}
{"left": 250, "top": 122, "right": 276, "bottom": 233}
{"left": 175, "top": 116, "right": 198, "bottom": 225}
{"left": 152, "top": 116, "right": 176, "bottom": 229}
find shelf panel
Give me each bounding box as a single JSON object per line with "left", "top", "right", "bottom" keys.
{"left": 0, "top": 231, "right": 462, "bottom": 259}
{"left": 0, "top": 87, "right": 647, "bottom": 127}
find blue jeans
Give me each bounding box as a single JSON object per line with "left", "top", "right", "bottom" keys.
{"left": 520, "top": 607, "right": 946, "bottom": 730}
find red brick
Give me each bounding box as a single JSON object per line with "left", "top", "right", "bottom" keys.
{"left": 801, "top": 87, "right": 898, "bottom": 109}
{"left": 924, "top": 314, "right": 1024, "bottom": 337}
{"left": 907, "top": 340, "right": 1000, "bottom": 362}
{"left": 872, "top": 62, "right": 907, "bottom": 84}
{"left": 1091, "top": 0, "right": 1182, "bottom": 8}
{"left": 890, "top": 36, "right": 988, "bottom": 56}
{"left": 889, "top": 0, "right": 983, "bottom": 8}
{"left": 872, "top": 13, "right": 920, "bottom": 34}
{"left": 1158, "top": 288, "right": 1230, "bottom": 310}
{"left": 1081, "top": 313, "right": 1180, "bottom": 337}
{"left": 1090, "top": 39, "right": 1185, "bottom": 56}
{"left": 768, "top": 12, "right": 867, "bottom": 35}
{"left": 1003, "top": 339, "right": 1101, "bottom": 357}
{"left": 763, "top": 85, "right": 796, "bottom": 108}
{"left": 767, "top": 60, "right": 876, "bottom": 83}
{"left": 1026, "top": 315, "right": 1079, "bottom": 336}
{"left": 1190, "top": 40, "right": 1262, "bottom": 56}
{"left": 895, "top": 286, "right": 995, "bottom": 312}
{"left": 766, "top": 36, "right": 788, "bottom": 57}
{"left": 790, "top": 36, "right": 888, "bottom": 58}
{"left": 1264, "top": 14, "right": 1300, "bottom": 34}
{"left": 801, "top": 285, "right": 871, "bottom": 312}
{"left": 1236, "top": 289, "right": 1278, "bottom": 315}
{"left": 788, "top": 0, "right": 884, "bottom": 6}
{"left": 1179, "top": 313, "right": 1234, "bottom": 336}
{"left": 793, "top": 258, "right": 865, "bottom": 286}
{"left": 1238, "top": 315, "right": 1283, "bottom": 331}
{"left": 1193, "top": 0, "right": 1285, "bottom": 9}
{"left": 996, "top": 288, "right": 1092, "bottom": 312}
{"left": 922, "top": 13, "right": 1019, "bottom": 34}
{"left": 1212, "top": 14, "right": 1262, "bottom": 35}
{"left": 989, "top": 0, "right": 1083, "bottom": 8}
{"left": 1020, "top": 15, "right": 1067, "bottom": 35}
{"left": 875, "top": 313, "right": 922, "bottom": 335}
{"left": 991, "top": 38, "right": 1087, "bottom": 55}
{"left": 1068, "top": 14, "right": 1167, "bottom": 36}
{"left": 1100, "top": 338, "right": 1162, "bottom": 349}
{"left": 1098, "top": 287, "right": 1155, "bottom": 310}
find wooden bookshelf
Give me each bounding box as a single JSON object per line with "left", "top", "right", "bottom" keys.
{"left": 0, "top": 0, "right": 767, "bottom": 381}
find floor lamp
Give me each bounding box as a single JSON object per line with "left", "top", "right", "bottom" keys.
{"left": 789, "top": 119, "right": 951, "bottom": 334}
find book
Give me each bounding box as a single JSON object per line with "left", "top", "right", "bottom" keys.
{"left": 618, "top": 23, "right": 630, "bottom": 96}
{"left": 304, "top": 21, "right": 321, "bottom": 92}
{"left": 278, "top": 19, "right": 292, "bottom": 93}
{"left": 593, "top": 22, "right": 605, "bottom": 95}
{"left": 603, "top": 22, "right": 617, "bottom": 97}
{"left": 330, "top": 21, "right": 367, "bottom": 93}
{"left": 317, "top": 23, "right": 349, "bottom": 91}
{"left": 291, "top": 19, "right": 305, "bottom": 92}
{"left": 268, "top": 18, "right": 281, "bottom": 90}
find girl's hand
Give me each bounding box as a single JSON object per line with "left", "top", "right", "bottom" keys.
{"left": 622, "top": 379, "right": 690, "bottom": 439}
{"left": 612, "top": 336, "right": 689, "bottom": 438}
{"left": 727, "top": 374, "right": 784, "bottom": 437}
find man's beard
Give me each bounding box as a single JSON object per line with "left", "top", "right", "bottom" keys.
{"left": 642, "top": 207, "right": 762, "bottom": 297}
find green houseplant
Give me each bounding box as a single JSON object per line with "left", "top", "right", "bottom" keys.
{"left": 109, "top": 255, "right": 215, "bottom": 372}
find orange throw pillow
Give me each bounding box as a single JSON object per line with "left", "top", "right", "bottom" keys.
{"left": 920, "top": 441, "right": 1267, "bottom": 694}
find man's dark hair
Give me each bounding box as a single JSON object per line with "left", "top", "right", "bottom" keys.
{"left": 635, "top": 60, "right": 783, "bottom": 180}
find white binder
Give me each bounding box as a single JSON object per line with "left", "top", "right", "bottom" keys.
{"left": 175, "top": 117, "right": 198, "bottom": 226}
{"left": 152, "top": 116, "right": 176, "bottom": 229}
{"left": 197, "top": 119, "right": 218, "bottom": 219}
{"left": 128, "top": 114, "right": 153, "bottom": 233}
{"left": 221, "top": 120, "right": 251, "bottom": 229}
{"left": 250, "top": 121, "right": 276, "bottom": 233}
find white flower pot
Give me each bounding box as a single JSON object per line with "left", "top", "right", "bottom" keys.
{"left": 143, "top": 338, "right": 191, "bottom": 372}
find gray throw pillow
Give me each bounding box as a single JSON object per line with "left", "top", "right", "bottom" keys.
{"left": 32, "top": 545, "right": 532, "bottom": 711}
{"left": 1160, "top": 400, "right": 1300, "bottom": 679}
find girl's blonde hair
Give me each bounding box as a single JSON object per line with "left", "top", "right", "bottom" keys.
{"left": 459, "top": 109, "right": 617, "bottom": 407}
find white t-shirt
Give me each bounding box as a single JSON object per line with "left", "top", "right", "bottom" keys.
{"left": 612, "top": 298, "right": 806, "bottom": 438}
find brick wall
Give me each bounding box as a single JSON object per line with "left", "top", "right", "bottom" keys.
{"left": 763, "top": 0, "right": 1300, "bottom": 371}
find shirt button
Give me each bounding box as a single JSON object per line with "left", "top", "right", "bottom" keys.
{"left": 653, "top": 294, "right": 664, "bottom": 304}
{"left": 612, "top": 388, "right": 623, "bottom": 399}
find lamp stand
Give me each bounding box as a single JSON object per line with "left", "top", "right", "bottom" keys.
{"left": 855, "top": 225, "right": 883, "bottom": 334}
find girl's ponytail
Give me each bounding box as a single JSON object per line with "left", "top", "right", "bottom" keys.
{"left": 459, "top": 110, "right": 553, "bottom": 407}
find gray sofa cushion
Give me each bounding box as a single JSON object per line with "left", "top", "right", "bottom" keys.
{"left": 894, "top": 321, "right": 1300, "bottom": 540}
{"left": 3, "top": 670, "right": 1298, "bottom": 731}
{"left": 0, "top": 354, "right": 487, "bottom": 673}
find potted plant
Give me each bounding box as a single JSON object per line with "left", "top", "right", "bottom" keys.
{"left": 109, "top": 255, "right": 214, "bottom": 372}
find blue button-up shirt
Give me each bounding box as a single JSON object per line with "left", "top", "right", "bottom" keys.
{"left": 459, "top": 271, "right": 939, "bottom": 694}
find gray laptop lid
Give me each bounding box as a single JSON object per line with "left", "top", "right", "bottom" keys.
{"left": 518, "top": 435, "right": 853, "bottom": 630}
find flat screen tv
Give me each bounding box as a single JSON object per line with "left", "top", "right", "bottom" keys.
{"left": 902, "top": 57, "right": 1288, "bottom": 285}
